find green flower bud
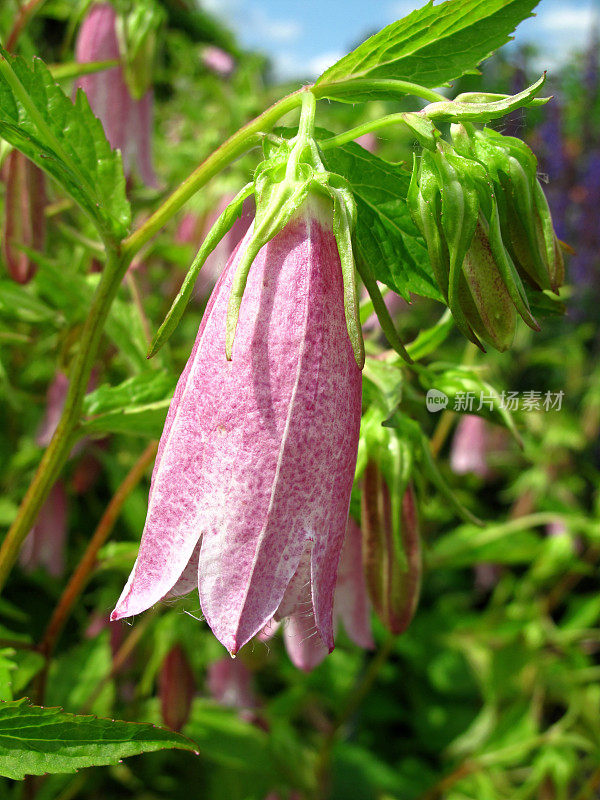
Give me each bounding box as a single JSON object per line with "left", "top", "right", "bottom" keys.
{"left": 408, "top": 142, "right": 536, "bottom": 351}
{"left": 451, "top": 124, "right": 563, "bottom": 293}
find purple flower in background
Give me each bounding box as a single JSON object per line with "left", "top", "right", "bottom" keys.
{"left": 159, "top": 645, "right": 196, "bottom": 731}
{"left": 36, "top": 372, "right": 70, "bottom": 448}
{"left": 112, "top": 197, "right": 362, "bottom": 658}
{"left": 202, "top": 46, "right": 235, "bottom": 77}
{"left": 2, "top": 150, "right": 46, "bottom": 284}
{"left": 20, "top": 481, "right": 68, "bottom": 577}
{"left": 355, "top": 132, "right": 378, "bottom": 153}
{"left": 75, "top": 2, "right": 157, "bottom": 186}
{"left": 450, "top": 415, "right": 491, "bottom": 479}
{"left": 207, "top": 657, "right": 256, "bottom": 709}
{"left": 283, "top": 519, "right": 373, "bottom": 672}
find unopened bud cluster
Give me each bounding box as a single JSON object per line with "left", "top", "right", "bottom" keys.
{"left": 408, "top": 123, "right": 563, "bottom": 351}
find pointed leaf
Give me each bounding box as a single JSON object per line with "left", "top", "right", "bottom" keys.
{"left": 0, "top": 698, "right": 195, "bottom": 780}
{"left": 315, "top": 0, "right": 540, "bottom": 98}
{"left": 0, "top": 48, "right": 130, "bottom": 241}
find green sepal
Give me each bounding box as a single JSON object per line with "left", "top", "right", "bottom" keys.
{"left": 422, "top": 74, "right": 548, "bottom": 122}
{"left": 313, "top": 176, "right": 365, "bottom": 368}
{"left": 147, "top": 182, "right": 254, "bottom": 359}
{"left": 428, "top": 149, "right": 483, "bottom": 349}
{"left": 225, "top": 165, "right": 313, "bottom": 359}
{"left": 356, "top": 255, "right": 412, "bottom": 364}
{"left": 401, "top": 112, "right": 440, "bottom": 150}
{"left": 116, "top": 0, "right": 166, "bottom": 99}
{"left": 486, "top": 199, "right": 539, "bottom": 330}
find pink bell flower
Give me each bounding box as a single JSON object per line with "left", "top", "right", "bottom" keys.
{"left": 74, "top": 2, "right": 157, "bottom": 187}
{"left": 283, "top": 518, "right": 373, "bottom": 671}
{"left": 449, "top": 414, "right": 491, "bottom": 478}
{"left": 112, "top": 197, "right": 363, "bottom": 657}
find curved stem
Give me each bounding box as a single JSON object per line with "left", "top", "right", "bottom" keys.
{"left": 0, "top": 245, "right": 126, "bottom": 595}
{"left": 320, "top": 113, "right": 411, "bottom": 150}
{"left": 121, "top": 88, "right": 306, "bottom": 261}
{"left": 312, "top": 78, "right": 447, "bottom": 104}
{"left": 5, "top": 0, "right": 48, "bottom": 51}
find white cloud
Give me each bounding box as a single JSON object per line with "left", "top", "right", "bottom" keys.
{"left": 260, "top": 18, "right": 303, "bottom": 42}
{"left": 307, "top": 51, "right": 345, "bottom": 77}
{"left": 538, "top": 7, "right": 598, "bottom": 31}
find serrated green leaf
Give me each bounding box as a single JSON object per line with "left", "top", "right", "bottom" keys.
{"left": 84, "top": 372, "right": 176, "bottom": 415}
{"left": 0, "top": 698, "right": 195, "bottom": 780}
{"left": 315, "top": 0, "right": 539, "bottom": 99}
{"left": 81, "top": 371, "right": 175, "bottom": 437}
{"left": 0, "top": 48, "right": 130, "bottom": 241}
{"left": 320, "top": 141, "right": 441, "bottom": 300}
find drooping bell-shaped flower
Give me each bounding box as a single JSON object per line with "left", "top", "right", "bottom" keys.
{"left": 74, "top": 2, "right": 157, "bottom": 186}
{"left": 282, "top": 518, "right": 373, "bottom": 672}
{"left": 450, "top": 414, "right": 491, "bottom": 478}
{"left": 112, "top": 195, "right": 363, "bottom": 656}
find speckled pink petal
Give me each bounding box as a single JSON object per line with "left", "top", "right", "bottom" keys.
{"left": 113, "top": 197, "right": 362, "bottom": 657}
{"left": 283, "top": 610, "right": 329, "bottom": 672}
{"left": 111, "top": 235, "right": 246, "bottom": 620}
{"left": 196, "top": 198, "right": 361, "bottom": 653}
{"left": 334, "top": 520, "right": 373, "bottom": 649}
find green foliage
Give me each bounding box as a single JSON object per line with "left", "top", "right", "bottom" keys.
{"left": 0, "top": 698, "right": 195, "bottom": 780}
{"left": 0, "top": 47, "right": 130, "bottom": 241}
{"left": 321, "top": 140, "right": 442, "bottom": 300}
{"left": 316, "top": 0, "right": 540, "bottom": 97}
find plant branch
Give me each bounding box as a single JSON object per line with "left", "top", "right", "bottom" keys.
{"left": 0, "top": 246, "right": 127, "bottom": 594}
{"left": 5, "top": 0, "right": 48, "bottom": 52}
{"left": 121, "top": 88, "right": 306, "bottom": 261}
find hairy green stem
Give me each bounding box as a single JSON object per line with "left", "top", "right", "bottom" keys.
{"left": 121, "top": 88, "right": 306, "bottom": 261}
{"left": 312, "top": 78, "right": 447, "bottom": 104}
{"left": 320, "top": 112, "right": 415, "bottom": 150}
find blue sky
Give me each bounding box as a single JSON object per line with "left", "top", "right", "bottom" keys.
{"left": 202, "top": 0, "right": 600, "bottom": 80}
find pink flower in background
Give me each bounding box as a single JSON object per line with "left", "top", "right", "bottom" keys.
{"left": 36, "top": 372, "right": 70, "bottom": 448}
{"left": 202, "top": 46, "right": 235, "bottom": 77}
{"left": 20, "top": 481, "right": 68, "bottom": 577}
{"left": 207, "top": 657, "right": 256, "bottom": 709}
{"left": 74, "top": 2, "right": 157, "bottom": 186}
{"left": 112, "top": 197, "right": 362, "bottom": 659}
{"left": 159, "top": 645, "right": 196, "bottom": 731}
{"left": 2, "top": 150, "right": 46, "bottom": 284}
{"left": 355, "top": 132, "right": 378, "bottom": 153}
{"left": 450, "top": 415, "right": 491, "bottom": 478}
{"left": 283, "top": 519, "right": 373, "bottom": 672}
